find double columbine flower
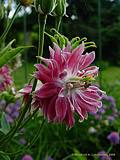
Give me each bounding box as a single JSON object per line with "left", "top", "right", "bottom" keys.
{"left": 29, "top": 42, "right": 103, "bottom": 127}
{"left": 0, "top": 65, "right": 13, "bottom": 92}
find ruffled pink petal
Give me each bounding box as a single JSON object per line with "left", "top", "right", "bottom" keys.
{"left": 39, "top": 99, "right": 48, "bottom": 116}
{"left": 72, "top": 95, "right": 84, "bottom": 121}
{"left": 63, "top": 42, "right": 72, "bottom": 52}
{"left": 32, "top": 95, "right": 42, "bottom": 108}
{"left": 19, "top": 85, "right": 32, "bottom": 94}
{"left": 75, "top": 93, "right": 97, "bottom": 114}
{"left": 74, "top": 96, "right": 88, "bottom": 118}
{"left": 67, "top": 43, "right": 84, "bottom": 73}
{"left": 36, "top": 82, "right": 59, "bottom": 98}
{"left": 35, "top": 64, "right": 50, "bottom": 74}
{"left": 72, "top": 42, "right": 84, "bottom": 55}
{"left": 19, "top": 85, "right": 32, "bottom": 104}
{"left": 63, "top": 98, "right": 75, "bottom": 127}
{"left": 34, "top": 70, "right": 52, "bottom": 83}
{"left": 45, "top": 59, "right": 59, "bottom": 79}
{"left": 46, "top": 95, "right": 57, "bottom": 121}
{"left": 49, "top": 46, "right": 55, "bottom": 59}
{"left": 84, "top": 90, "right": 101, "bottom": 100}
{"left": 83, "top": 66, "right": 99, "bottom": 76}
{"left": 34, "top": 64, "right": 52, "bottom": 83}
{"left": 76, "top": 90, "right": 102, "bottom": 110}
{"left": 79, "top": 51, "right": 95, "bottom": 70}
{"left": 51, "top": 44, "right": 67, "bottom": 72}
{"left": 55, "top": 97, "right": 67, "bottom": 121}
{"left": 87, "top": 86, "right": 103, "bottom": 98}
{"left": 38, "top": 57, "right": 59, "bottom": 78}
{"left": 78, "top": 91, "right": 102, "bottom": 107}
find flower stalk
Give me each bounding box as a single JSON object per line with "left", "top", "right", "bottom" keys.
{"left": 55, "top": 16, "right": 62, "bottom": 32}
{"left": 0, "top": 10, "right": 47, "bottom": 146}
{"left": 0, "top": 3, "right": 21, "bottom": 43}
{"left": 37, "top": 14, "right": 47, "bottom": 60}
{"left": 107, "top": 145, "right": 113, "bottom": 153}
{"left": 27, "top": 119, "right": 45, "bottom": 148}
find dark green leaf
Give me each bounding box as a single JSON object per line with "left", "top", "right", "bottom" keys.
{"left": 0, "top": 39, "right": 15, "bottom": 57}
{"left": 45, "top": 32, "right": 58, "bottom": 44}
{"left": 0, "top": 112, "right": 10, "bottom": 135}
{"left": 0, "top": 151, "right": 11, "bottom": 160}
{"left": 0, "top": 46, "right": 32, "bottom": 67}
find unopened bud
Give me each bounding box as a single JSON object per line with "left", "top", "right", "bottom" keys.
{"left": 34, "top": 0, "right": 56, "bottom": 15}
{"left": 53, "top": 0, "right": 67, "bottom": 16}
{"left": 20, "top": 0, "right": 33, "bottom": 6}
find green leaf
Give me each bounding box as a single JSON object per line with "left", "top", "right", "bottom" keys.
{"left": 0, "top": 151, "right": 11, "bottom": 160}
{"left": 0, "top": 112, "right": 10, "bottom": 135}
{"left": 71, "top": 149, "right": 87, "bottom": 160}
{"left": 0, "top": 45, "right": 31, "bottom": 68}
{"left": 51, "top": 29, "right": 66, "bottom": 48}
{"left": 45, "top": 32, "right": 58, "bottom": 44}
{"left": 0, "top": 39, "right": 15, "bottom": 57}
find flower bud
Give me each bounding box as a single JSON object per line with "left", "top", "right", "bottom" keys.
{"left": 34, "top": 0, "right": 56, "bottom": 15}
{"left": 53, "top": 0, "right": 67, "bottom": 16}
{"left": 20, "top": 0, "right": 33, "bottom": 6}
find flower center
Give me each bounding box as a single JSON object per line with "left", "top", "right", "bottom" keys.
{"left": 65, "top": 75, "right": 95, "bottom": 91}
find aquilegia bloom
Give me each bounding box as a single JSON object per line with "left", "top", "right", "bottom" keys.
{"left": 32, "top": 42, "right": 103, "bottom": 127}
{"left": 0, "top": 65, "right": 13, "bottom": 92}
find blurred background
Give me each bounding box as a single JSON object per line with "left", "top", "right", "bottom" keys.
{"left": 0, "top": 0, "right": 120, "bottom": 160}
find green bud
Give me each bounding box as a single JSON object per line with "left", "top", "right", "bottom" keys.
{"left": 53, "top": 0, "right": 67, "bottom": 16}
{"left": 20, "top": 0, "right": 33, "bottom": 6}
{"left": 34, "top": 0, "right": 56, "bottom": 15}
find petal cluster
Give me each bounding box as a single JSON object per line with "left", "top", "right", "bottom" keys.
{"left": 33, "top": 43, "right": 103, "bottom": 127}
{"left": 0, "top": 65, "right": 13, "bottom": 92}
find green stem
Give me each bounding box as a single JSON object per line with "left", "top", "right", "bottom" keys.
{"left": 23, "top": 7, "right": 28, "bottom": 83}
{"left": 55, "top": 16, "right": 62, "bottom": 32}
{"left": 37, "top": 14, "right": 47, "bottom": 60}
{"left": 0, "top": 118, "right": 45, "bottom": 156}
{"left": 63, "top": 153, "right": 85, "bottom": 160}
{"left": 0, "top": 13, "right": 47, "bottom": 146}
{"left": 31, "top": 14, "right": 47, "bottom": 95}
{"left": 19, "top": 107, "right": 39, "bottom": 129}
{"left": 107, "top": 145, "right": 113, "bottom": 153}
{"left": 27, "top": 119, "right": 45, "bottom": 148}
{"left": 0, "top": 3, "right": 21, "bottom": 43}
{"left": 31, "top": 14, "right": 47, "bottom": 93}
{"left": 36, "top": 138, "right": 42, "bottom": 160}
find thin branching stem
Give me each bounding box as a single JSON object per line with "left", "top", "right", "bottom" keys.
{"left": 0, "top": 3, "right": 21, "bottom": 43}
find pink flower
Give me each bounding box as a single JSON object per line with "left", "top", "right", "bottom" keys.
{"left": 0, "top": 65, "right": 13, "bottom": 92}
{"left": 19, "top": 85, "right": 32, "bottom": 103}
{"left": 33, "top": 43, "right": 103, "bottom": 127}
